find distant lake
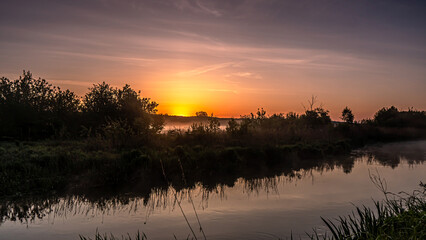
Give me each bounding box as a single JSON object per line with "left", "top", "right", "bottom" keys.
{"left": 0, "top": 141, "right": 425, "bottom": 240}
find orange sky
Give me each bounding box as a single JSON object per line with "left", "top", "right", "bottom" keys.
{"left": 1, "top": 1, "right": 425, "bottom": 120}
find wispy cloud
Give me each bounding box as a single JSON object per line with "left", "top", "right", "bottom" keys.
{"left": 194, "top": 0, "right": 222, "bottom": 17}
{"left": 226, "top": 72, "right": 263, "bottom": 79}
{"left": 48, "top": 78, "right": 94, "bottom": 88}
{"left": 48, "top": 50, "right": 158, "bottom": 64}
{"left": 173, "top": 0, "right": 222, "bottom": 17}
{"left": 206, "top": 88, "right": 237, "bottom": 93}
{"left": 250, "top": 57, "right": 308, "bottom": 65}
{"left": 1, "top": 0, "right": 425, "bottom": 118}
{"left": 177, "top": 62, "right": 235, "bottom": 77}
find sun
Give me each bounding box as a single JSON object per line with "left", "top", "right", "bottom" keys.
{"left": 170, "top": 105, "right": 192, "bottom": 117}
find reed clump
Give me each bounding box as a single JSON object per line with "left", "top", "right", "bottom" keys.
{"left": 79, "top": 231, "right": 147, "bottom": 240}
{"left": 309, "top": 179, "right": 425, "bottom": 240}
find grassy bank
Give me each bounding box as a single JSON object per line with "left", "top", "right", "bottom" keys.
{"left": 1, "top": 125, "right": 425, "bottom": 201}
{"left": 1, "top": 71, "right": 426, "bottom": 200}
{"left": 0, "top": 139, "right": 354, "bottom": 199}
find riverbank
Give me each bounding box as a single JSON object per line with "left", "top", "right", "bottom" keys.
{"left": 77, "top": 182, "right": 426, "bottom": 240}
{"left": 0, "top": 140, "right": 424, "bottom": 239}
{"left": 1, "top": 135, "right": 425, "bottom": 201}
{"left": 0, "top": 139, "right": 354, "bottom": 199}
{"left": 2, "top": 72, "right": 425, "bottom": 201}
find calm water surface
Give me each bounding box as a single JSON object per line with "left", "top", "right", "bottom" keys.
{"left": 0, "top": 141, "right": 425, "bottom": 240}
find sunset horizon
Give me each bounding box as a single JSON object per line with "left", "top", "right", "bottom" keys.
{"left": 1, "top": 1, "right": 425, "bottom": 120}
{"left": 1, "top": 1, "right": 425, "bottom": 239}
{"left": 4, "top": 69, "right": 425, "bottom": 120}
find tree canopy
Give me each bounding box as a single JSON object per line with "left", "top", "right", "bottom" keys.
{"left": 0, "top": 71, "right": 163, "bottom": 140}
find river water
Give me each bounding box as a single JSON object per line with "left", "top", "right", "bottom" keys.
{"left": 0, "top": 141, "right": 425, "bottom": 240}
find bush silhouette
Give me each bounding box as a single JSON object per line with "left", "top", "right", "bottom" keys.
{"left": 374, "top": 106, "right": 426, "bottom": 128}
{"left": 0, "top": 71, "right": 80, "bottom": 139}
{"left": 341, "top": 106, "right": 354, "bottom": 123}
{"left": 0, "top": 71, "right": 163, "bottom": 141}
{"left": 1, "top": 71, "right": 425, "bottom": 147}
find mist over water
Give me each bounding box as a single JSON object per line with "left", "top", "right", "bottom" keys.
{"left": 162, "top": 119, "right": 231, "bottom": 132}
{"left": 0, "top": 141, "right": 424, "bottom": 239}
{"left": 1, "top": 1, "right": 425, "bottom": 239}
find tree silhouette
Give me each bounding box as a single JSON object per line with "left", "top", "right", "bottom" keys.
{"left": 374, "top": 106, "right": 426, "bottom": 128}
{"left": 82, "top": 82, "right": 162, "bottom": 137}
{"left": 0, "top": 71, "right": 80, "bottom": 138}
{"left": 341, "top": 106, "right": 354, "bottom": 123}
{"left": 196, "top": 111, "right": 208, "bottom": 117}
{"left": 0, "top": 71, "right": 164, "bottom": 140}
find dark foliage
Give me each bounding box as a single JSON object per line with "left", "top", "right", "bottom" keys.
{"left": 374, "top": 106, "right": 426, "bottom": 128}
{"left": 2, "top": 71, "right": 425, "bottom": 147}
{"left": 0, "top": 71, "right": 81, "bottom": 139}
{"left": 0, "top": 71, "right": 163, "bottom": 142}
{"left": 0, "top": 71, "right": 425, "bottom": 201}
{"left": 341, "top": 106, "right": 354, "bottom": 124}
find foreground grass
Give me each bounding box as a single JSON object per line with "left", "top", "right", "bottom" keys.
{"left": 79, "top": 231, "right": 147, "bottom": 240}
{"left": 309, "top": 180, "right": 426, "bottom": 240}
{"left": 77, "top": 182, "right": 425, "bottom": 240}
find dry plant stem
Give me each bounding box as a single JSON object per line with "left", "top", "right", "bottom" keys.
{"left": 178, "top": 158, "right": 207, "bottom": 240}
{"left": 160, "top": 158, "right": 198, "bottom": 240}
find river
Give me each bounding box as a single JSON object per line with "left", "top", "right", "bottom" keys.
{"left": 0, "top": 141, "right": 425, "bottom": 239}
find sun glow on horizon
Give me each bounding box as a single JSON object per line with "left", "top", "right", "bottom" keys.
{"left": 161, "top": 103, "right": 194, "bottom": 117}
{"left": 150, "top": 73, "right": 236, "bottom": 117}
{"left": 1, "top": 1, "right": 425, "bottom": 121}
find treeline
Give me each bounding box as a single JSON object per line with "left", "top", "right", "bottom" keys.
{"left": 173, "top": 104, "right": 426, "bottom": 148}
{"left": 1, "top": 71, "right": 426, "bottom": 199}
{"left": 0, "top": 71, "right": 163, "bottom": 143}
{"left": 1, "top": 71, "right": 426, "bottom": 147}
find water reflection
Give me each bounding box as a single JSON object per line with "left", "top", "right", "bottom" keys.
{"left": 0, "top": 141, "right": 425, "bottom": 239}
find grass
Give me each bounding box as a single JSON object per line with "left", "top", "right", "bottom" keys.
{"left": 77, "top": 181, "right": 425, "bottom": 240}
{"left": 0, "top": 139, "right": 423, "bottom": 239}
{"left": 79, "top": 231, "right": 148, "bottom": 240}
{"left": 0, "top": 139, "right": 354, "bottom": 199}
{"left": 308, "top": 177, "right": 425, "bottom": 240}
{"left": 79, "top": 231, "right": 197, "bottom": 240}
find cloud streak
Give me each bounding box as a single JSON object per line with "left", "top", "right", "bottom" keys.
{"left": 0, "top": 0, "right": 425, "bottom": 118}
{"left": 177, "top": 62, "right": 236, "bottom": 77}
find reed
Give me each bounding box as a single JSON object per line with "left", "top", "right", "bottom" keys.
{"left": 79, "top": 231, "right": 147, "bottom": 240}
{"left": 308, "top": 174, "right": 425, "bottom": 240}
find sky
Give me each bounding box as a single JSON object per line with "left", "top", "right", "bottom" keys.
{"left": 1, "top": 0, "right": 425, "bottom": 119}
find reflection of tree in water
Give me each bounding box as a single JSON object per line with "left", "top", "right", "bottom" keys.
{"left": 0, "top": 198, "right": 59, "bottom": 224}
{"left": 355, "top": 141, "right": 425, "bottom": 168}
{"left": 1, "top": 141, "right": 424, "bottom": 225}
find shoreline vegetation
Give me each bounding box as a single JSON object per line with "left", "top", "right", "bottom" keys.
{"left": 1, "top": 71, "right": 425, "bottom": 199}
{"left": 1, "top": 141, "right": 423, "bottom": 227}
{"left": 78, "top": 180, "right": 426, "bottom": 240}
{"left": 310, "top": 180, "right": 426, "bottom": 240}
{"left": 1, "top": 71, "right": 425, "bottom": 238}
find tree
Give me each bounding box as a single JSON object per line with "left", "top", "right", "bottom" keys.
{"left": 373, "top": 106, "right": 426, "bottom": 128}
{"left": 302, "top": 107, "right": 331, "bottom": 127}
{"left": 1, "top": 71, "right": 164, "bottom": 140}
{"left": 300, "top": 95, "right": 331, "bottom": 127}
{"left": 341, "top": 106, "right": 354, "bottom": 123}
{"left": 0, "top": 71, "right": 80, "bottom": 138}
{"left": 196, "top": 111, "right": 208, "bottom": 117}
{"left": 82, "top": 82, "right": 163, "bottom": 137}
{"left": 226, "top": 118, "right": 240, "bottom": 135}
{"left": 374, "top": 106, "right": 399, "bottom": 127}
{"left": 83, "top": 82, "right": 119, "bottom": 118}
